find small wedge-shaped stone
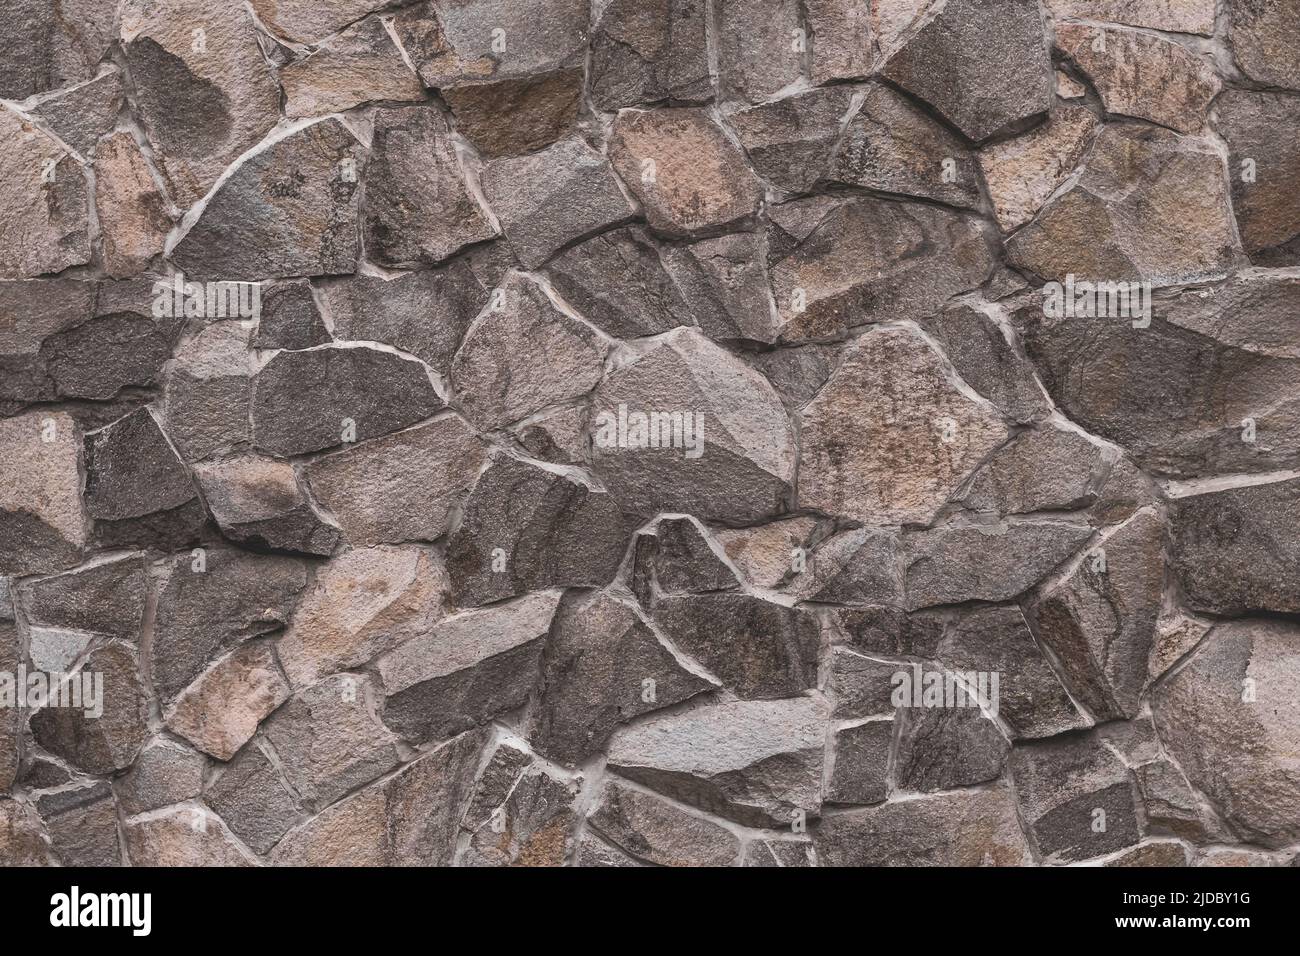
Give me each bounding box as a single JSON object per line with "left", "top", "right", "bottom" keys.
{"left": 451, "top": 273, "right": 606, "bottom": 429}
{"left": 164, "top": 322, "right": 253, "bottom": 461}
{"left": 730, "top": 87, "right": 859, "bottom": 195}
{"left": 151, "top": 546, "right": 306, "bottom": 703}
{"left": 1011, "top": 731, "right": 1141, "bottom": 862}
{"left": 769, "top": 196, "right": 994, "bottom": 340}
{"left": 1056, "top": 24, "right": 1219, "bottom": 134}
{"left": 482, "top": 138, "right": 634, "bottom": 269}
{"left": 937, "top": 606, "right": 1089, "bottom": 740}
{"left": 250, "top": 0, "right": 390, "bottom": 44}
{"left": 588, "top": 778, "right": 740, "bottom": 867}
{"left": 801, "top": 325, "right": 1009, "bottom": 526}
{"left": 166, "top": 642, "right": 291, "bottom": 761}
{"left": 252, "top": 281, "right": 329, "bottom": 352}
{"left": 30, "top": 643, "right": 149, "bottom": 774}
{"left": 903, "top": 520, "right": 1094, "bottom": 610}
{"left": 1045, "top": 0, "right": 1215, "bottom": 33}
{"left": 715, "top": 0, "right": 803, "bottom": 102}
{"left": 590, "top": 0, "right": 712, "bottom": 109}
{"left": 661, "top": 233, "right": 778, "bottom": 342}
{"left": 264, "top": 674, "right": 401, "bottom": 807}
{"left": 444, "top": 69, "right": 583, "bottom": 158}
{"left": 122, "top": 0, "right": 280, "bottom": 208}
{"left": 392, "top": 0, "right": 588, "bottom": 88}
{"left": 1031, "top": 510, "right": 1163, "bottom": 720}
{"left": 1007, "top": 125, "right": 1237, "bottom": 285}
{"left": 31, "top": 68, "right": 124, "bottom": 157}
{"left": 1153, "top": 618, "right": 1300, "bottom": 848}
{"left": 827, "top": 719, "right": 892, "bottom": 805}
{"left": 460, "top": 751, "right": 580, "bottom": 867}
{"left": 378, "top": 590, "right": 561, "bottom": 744}
{"left": 196, "top": 456, "right": 339, "bottom": 556}
{"left": 1219, "top": 90, "right": 1300, "bottom": 266}
{"left": 785, "top": 528, "right": 902, "bottom": 605}
{"left": 94, "top": 132, "right": 170, "bottom": 278}
{"left": 895, "top": 704, "right": 1009, "bottom": 793}
{"left": 84, "top": 408, "right": 206, "bottom": 550}
{"left": 306, "top": 418, "right": 486, "bottom": 546}
{"left": 978, "top": 106, "right": 1100, "bottom": 232}
{"left": 252, "top": 345, "right": 442, "bottom": 457}
{"left": 171, "top": 119, "right": 363, "bottom": 281}
{"left": 272, "top": 729, "right": 485, "bottom": 865}
{"left": 630, "top": 517, "right": 739, "bottom": 604}
{"left": 0, "top": 411, "right": 86, "bottom": 575}
{"left": 281, "top": 17, "right": 423, "bottom": 118}
{"left": 610, "top": 108, "right": 763, "bottom": 238}
{"left": 961, "top": 427, "right": 1109, "bottom": 515}
{"left": 117, "top": 738, "right": 205, "bottom": 815}
{"left": 1169, "top": 476, "right": 1300, "bottom": 615}
{"left": 653, "top": 594, "right": 819, "bottom": 699}
{"left": 363, "top": 107, "right": 496, "bottom": 269}
{"left": 882, "top": 0, "right": 1052, "bottom": 141}
{"left": 918, "top": 305, "right": 1048, "bottom": 424}
{"left": 447, "top": 455, "right": 634, "bottom": 606}
{"left": 205, "top": 741, "right": 301, "bottom": 854}
{"left": 0, "top": 108, "right": 90, "bottom": 278}
{"left": 278, "top": 547, "right": 448, "bottom": 690}
{"left": 322, "top": 260, "right": 486, "bottom": 375}
{"left": 829, "top": 82, "right": 981, "bottom": 207}
{"left": 816, "top": 785, "right": 1032, "bottom": 865}
{"left": 606, "top": 696, "right": 826, "bottom": 827}
{"left": 19, "top": 554, "right": 146, "bottom": 642}
{"left": 591, "top": 328, "right": 796, "bottom": 523}
{"left": 1230, "top": 0, "right": 1300, "bottom": 90}
{"left": 529, "top": 592, "right": 716, "bottom": 765}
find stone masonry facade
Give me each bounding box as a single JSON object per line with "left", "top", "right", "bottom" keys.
{"left": 1, "top": 0, "right": 1299, "bottom": 866}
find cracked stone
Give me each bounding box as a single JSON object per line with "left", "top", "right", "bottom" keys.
{"left": 171, "top": 119, "right": 363, "bottom": 281}
{"left": 278, "top": 547, "right": 448, "bottom": 690}
{"left": 826, "top": 647, "right": 903, "bottom": 720}
{"left": 322, "top": 259, "right": 486, "bottom": 375}
{"left": 305, "top": 417, "right": 486, "bottom": 546}
{"left": 730, "top": 87, "right": 859, "bottom": 195}
{"left": 714, "top": 517, "right": 820, "bottom": 589}
{"left": 589, "top": 0, "right": 711, "bottom": 110}
{"left": 918, "top": 305, "right": 1047, "bottom": 425}
{"left": 588, "top": 778, "right": 739, "bottom": 866}
{"left": 630, "top": 517, "right": 738, "bottom": 605}
{"left": 904, "top": 520, "right": 1094, "bottom": 610}
{"left": 482, "top": 136, "right": 634, "bottom": 268}
{"left": 165, "top": 642, "right": 291, "bottom": 761}
{"left": 769, "top": 196, "right": 994, "bottom": 340}
{"left": 281, "top": 17, "right": 424, "bottom": 118}
{"left": 606, "top": 696, "right": 826, "bottom": 827}
{"left": 451, "top": 273, "right": 606, "bottom": 429}
{"left": 978, "top": 106, "right": 1100, "bottom": 232}
{"left": 84, "top": 408, "right": 205, "bottom": 550}
{"left": 829, "top": 82, "right": 981, "bottom": 208}
{"left": 1007, "top": 125, "right": 1237, "bottom": 285}
{"left": 610, "top": 108, "right": 763, "bottom": 238}
{"left": 1010, "top": 731, "right": 1141, "bottom": 862}
{"left": 446, "top": 455, "right": 634, "bottom": 607}
{"left": 961, "top": 427, "right": 1108, "bottom": 515}
{"left": 652, "top": 593, "right": 819, "bottom": 699}
{"left": 816, "top": 785, "right": 1032, "bottom": 865}
{"left": 271, "top": 729, "right": 485, "bottom": 865}
{"left": 1056, "top": 24, "right": 1219, "bottom": 135}
{"left": 784, "top": 528, "right": 902, "bottom": 605}
{"left": 252, "top": 345, "right": 442, "bottom": 457}
{"left": 1030, "top": 510, "right": 1164, "bottom": 720}
{"left": 461, "top": 754, "right": 579, "bottom": 867}
{"left": 250, "top": 0, "right": 390, "bottom": 44}
{"left": 195, "top": 455, "right": 340, "bottom": 556}
{"left": 0, "top": 108, "right": 90, "bottom": 278}
{"left": 363, "top": 107, "right": 496, "bottom": 269}
{"left": 378, "top": 590, "right": 560, "bottom": 744}
{"left": 30, "top": 643, "right": 149, "bottom": 774}
{"left": 205, "top": 741, "right": 300, "bottom": 854}
{"left": 150, "top": 546, "right": 306, "bottom": 703}
{"left": 895, "top": 703, "right": 1009, "bottom": 793}
{"left": 123, "top": 0, "right": 280, "bottom": 208}
{"left": 32, "top": 69, "right": 124, "bottom": 157}
{"left": 661, "top": 233, "right": 778, "bottom": 342}
{"left": 529, "top": 591, "right": 716, "bottom": 765}
{"left": 1134, "top": 758, "right": 1224, "bottom": 843}
{"left": 881, "top": 0, "right": 1052, "bottom": 141}
{"left": 590, "top": 327, "right": 796, "bottom": 523}
{"left": 800, "top": 325, "right": 1009, "bottom": 526}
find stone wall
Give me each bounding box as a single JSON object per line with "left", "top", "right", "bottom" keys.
{"left": 1, "top": 0, "right": 1298, "bottom": 866}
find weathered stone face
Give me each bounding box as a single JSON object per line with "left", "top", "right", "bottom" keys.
{"left": 590, "top": 0, "right": 711, "bottom": 110}
{"left": 0, "top": 0, "right": 117, "bottom": 101}
{"left": 1218, "top": 90, "right": 1300, "bottom": 266}
{"left": 0, "top": 109, "right": 91, "bottom": 279}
